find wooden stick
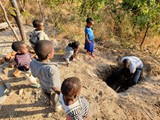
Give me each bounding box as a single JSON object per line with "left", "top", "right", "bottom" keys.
{"left": 0, "top": 1, "right": 19, "bottom": 41}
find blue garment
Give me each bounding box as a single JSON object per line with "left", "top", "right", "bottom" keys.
{"left": 84, "top": 26, "right": 94, "bottom": 52}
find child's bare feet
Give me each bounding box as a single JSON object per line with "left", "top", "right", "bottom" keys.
{"left": 91, "top": 54, "right": 95, "bottom": 58}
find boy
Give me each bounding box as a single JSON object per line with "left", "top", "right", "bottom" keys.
{"left": 30, "top": 40, "right": 61, "bottom": 112}
{"left": 84, "top": 17, "right": 95, "bottom": 57}
{"left": 11, "top": 41, "right": 39, "bottom": 88}
{"left": 59, "top": 77, "right": 89, "bottom": 120}
{"left": 63, "top": 41, "right": 80, "bottom": 66}
{"left": 29, "top": 19, "right": 49, "bottom": 46}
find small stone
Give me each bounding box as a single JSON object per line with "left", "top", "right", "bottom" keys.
{"left": 19, "top": 89, "right": 24, "bottom": 95}
{"left": 47, "top": 113, "right": 52, "bottom": 118}
{"left": 99, "top": 91, "right": 103, "bottom": 97}
{"left": 13, "top": 68, "right": 22, "bottom": 78}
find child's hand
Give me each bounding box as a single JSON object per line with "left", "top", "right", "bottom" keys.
{"left": 24, "top": 64, "right": 29, "bottom": 69}
{"left": 88, "top": 41, "right": 91, "bottom": 44}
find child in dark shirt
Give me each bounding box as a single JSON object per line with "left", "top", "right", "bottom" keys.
{"left": 11, "top": 41, "right": 39, "bottom": 88}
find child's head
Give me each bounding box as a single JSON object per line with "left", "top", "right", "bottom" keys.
{"left": 61, "top": 77, "right": 81, "bottom": 101}
{"left": 68, "top": 41, "right": 80, "bottom": 50}
{"left": 86, "top": 17, "right": 94, "bottom": 27}
{"left": 34, "top": 40, "right": 54, "bottom": 61}
{"left": 12, "top": 41, "right": 28, "bottom": 54}
{"left": 32, "top": 19, "right": 44, "bottom": 30}
{"left": 123, "top": 59, "right": 131, "bottom": 69}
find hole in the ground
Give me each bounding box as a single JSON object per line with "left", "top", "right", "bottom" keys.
{"left": 95, "top": 65, "right": 142, "bottom": 93}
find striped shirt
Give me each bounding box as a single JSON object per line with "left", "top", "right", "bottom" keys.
{"left": 59, "top": 93, "right": 89, "bottom": 120}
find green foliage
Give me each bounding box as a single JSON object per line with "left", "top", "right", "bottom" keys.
{"left": 8, "top": 7, "right": 16, "bottom": 16}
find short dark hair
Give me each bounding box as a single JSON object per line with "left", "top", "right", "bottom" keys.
{"left": 61, "top": 77, "right": 81, "bottom": 100}
{"left": 123, "top": 59, "right": 131, "bottom": 68}
{"left": 86, "top": 17, "right": 93, "bottom": 24}
{"left": 34, "top": 40, "right": 54, "bottom": 60}
{"left": 12, "top": 41, "right": 25, "bottom": 52}
{"left": 32, "top": 19, "right": 42, "bottom": 28}
{"left": 68, "top": 41, "right": 80, "bottom": 49}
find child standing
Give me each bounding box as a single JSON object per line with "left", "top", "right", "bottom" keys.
{"left": 84, "top": 18, "right": 95, "bottom": 57}
{"left": 59, "top": 77, "right": 89, "bottom": 120}
{"left": 29, "top": 19, "right": 49, "bottom": 46}
{"left": 63, "top": 41, "right": 80, "bottom": 66}
{"left": 30, "top": 40, "right": 61, "bottom": 112}
{"left": 11, "top": 41, "right": 39, "bottom": 88}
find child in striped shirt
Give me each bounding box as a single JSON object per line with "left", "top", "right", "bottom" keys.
{"left": 59, "top": 77, "right": 89, "bottom": 120}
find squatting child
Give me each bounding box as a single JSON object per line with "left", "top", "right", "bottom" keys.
{"left": 11, "top": 41, "right": 39, "bottom": 88}
{"left": 59, "top": 77, "right": 90, "bottom": 120}
{"left": 63, "top": 41, "right": 80, "bottom": 66}
{"left": 30, "top": 40, "right": 61, "bottom": 112}
{"left": 84, "top": 17, "right": 95, "bottom": 57}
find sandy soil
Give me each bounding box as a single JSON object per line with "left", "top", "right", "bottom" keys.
{"left": 0, "top": 27, "right": 160, "bottom": 120}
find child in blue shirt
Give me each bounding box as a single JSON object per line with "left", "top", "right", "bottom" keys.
{"left": 84, "top": 18, "right": 95, "bottom": 57}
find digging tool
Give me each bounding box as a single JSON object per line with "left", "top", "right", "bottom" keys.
{"left": 0, "top": 77, "right": 11, "bottom": 95}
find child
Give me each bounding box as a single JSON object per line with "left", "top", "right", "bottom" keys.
{"left": 84, "top": 17, "right": 95, "bottom": 57}
{"left": 29, "top": 19, "right": 49, "bottom": 46}
{"left": 59, "top": 77, "right": 89, "bottom": 120}
{"left": 11, "top": 41, "right": 39, "bottom": 88}
{"left": 63, "top": 41, "right": 80, "bottom": 66}
{"left": 30, "top": 40, "right": 61, "bottom": 112}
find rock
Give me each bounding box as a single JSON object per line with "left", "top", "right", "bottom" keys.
{"left": 99, "top": 91, "right": 103, "bottom": 97}
{"left": 0, "top": 57, "right": 5, "bottom": 65}
{"left": 5, "top": 53, "right": 11, "bottom": 61}
{"left": 11, "top": 52, "right": 16, "bottom": 56}
{"left": 47, "top": 113, "right": 52, "bottom": 118}
{"left": 13, "top": 68, "right": 22, "bottom": 78}
{"left": 9, "top": 61, "right": 16, "bottom": 68}
{"left": 19, "top": 89, "right": 24, "bottom": 95}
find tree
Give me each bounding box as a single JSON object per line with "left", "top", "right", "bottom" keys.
{"left": 0, "top": 1, "right": 19, "bottom": 41}
{"left": 121, "top": 0, "right": 160, "bottom": 50}
{"left": 10, "top": 0, "right": 27, "bottom": 41}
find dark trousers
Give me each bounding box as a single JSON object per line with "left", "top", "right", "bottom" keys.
{"left": 130, "top": 68, "right": 142, "bottom": 85}
{"left": 106, "top": 67, "right": 142, "bottom": 87}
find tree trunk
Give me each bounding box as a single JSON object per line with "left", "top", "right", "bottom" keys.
{"left": 0, "top": 1, "right": 19, "bottom": 41}
{"left": 10, "top": 0, "right": 27, "bottom": 41}
{"left": 140, "top": 22, "right": 150, "bottom": 50}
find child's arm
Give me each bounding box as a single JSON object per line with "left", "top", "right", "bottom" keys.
{"left": 52, "top": 87, "right": 60, "bottom": 95}
{"left": 85, "top": 34, "right": 91, "bottom": 44}
{"left": 50, "top": 66, "right": 61, "bottom": 94}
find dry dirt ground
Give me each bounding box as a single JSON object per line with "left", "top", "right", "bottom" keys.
{"left": 0, "top": 27, "right": 160, "bottom": 120}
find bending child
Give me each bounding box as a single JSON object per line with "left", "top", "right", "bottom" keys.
{"left": 30, "top": 40, "right": 61, "bottom": 112}
{"left": 11, "top": 41, "right": 39, "bottom": 88}
{"left": 29, "top": 19, "right": 49, "bottom": 46}
{"left": 63, "top": 41, "right": 80, "bottom": 66}
{"left": 84, "top": 18, "right": 95, "bottom": 57}
{"left": 59, "top": 77, "right": 90, "bottom": 120}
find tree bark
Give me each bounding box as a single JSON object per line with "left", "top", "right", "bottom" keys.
{"left": 0, "top": 1, "right": 19, "bottom": 41}
{"left": 140, "top": 22, "right": 150, "bottom": 50}
{"left": 10, "top": 0, "right": 27, "bottom": 41}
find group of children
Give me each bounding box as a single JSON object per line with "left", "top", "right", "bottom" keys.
{"left": 10, "top": 17, "right": 144, "bottom": 119}
{"left": 10, "top": 17, "right": 95, "bottom": 119}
